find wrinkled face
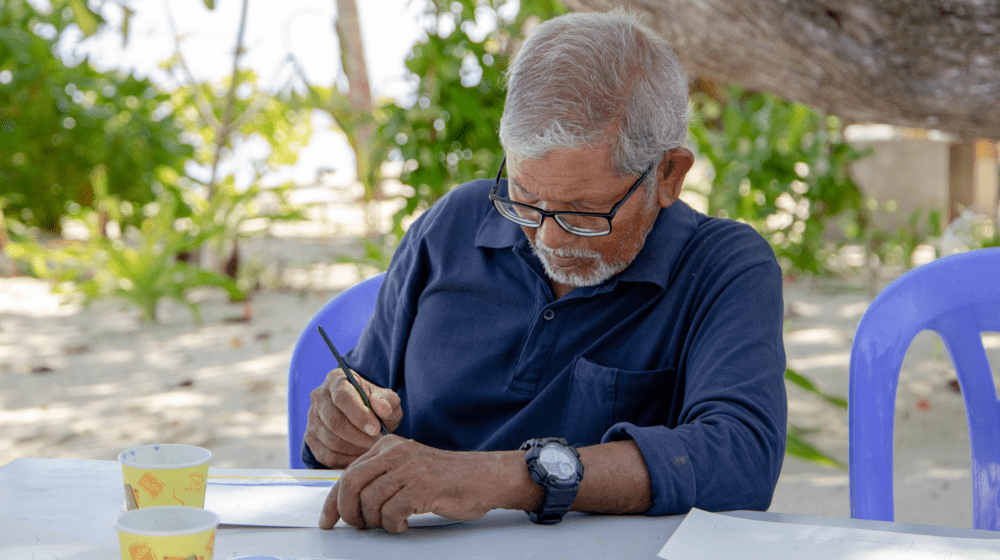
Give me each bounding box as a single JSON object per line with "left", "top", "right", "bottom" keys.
{"left": 507, "top": 147, "right": 660, "bottom": 289}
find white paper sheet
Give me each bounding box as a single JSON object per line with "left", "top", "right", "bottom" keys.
{"left": 659, "top": 508, "right": 1000, "bottom": 560}
{"left": 205, "top": 468, "right": 459, "bottom": 529}
{"left": 0, "top": 515, "right": 118, "bottom": 560}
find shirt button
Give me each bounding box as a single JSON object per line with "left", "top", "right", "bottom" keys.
{"left": 543, "top": 309, "right": 556, "bottom": 321}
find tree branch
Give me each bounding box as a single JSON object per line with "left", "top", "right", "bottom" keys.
{"left": 208, "top": 0, "right": 252, "bottom": 196}
{"left": 163, "top": 2, "right": 220, "bottom": 130}
{"left": 563, "top": 0, "right": 1000, "bottom": 139}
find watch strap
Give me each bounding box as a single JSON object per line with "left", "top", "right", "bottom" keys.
{"left": 528, "top": 483, "right": 579, "bottom": 524}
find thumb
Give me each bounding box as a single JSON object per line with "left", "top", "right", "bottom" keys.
{"left": 370, "top": 387, "right": 402, "bottom": 430}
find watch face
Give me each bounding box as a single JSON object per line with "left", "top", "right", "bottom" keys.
{"left": 539, "top": 443, "right": 577, "bottom": 480}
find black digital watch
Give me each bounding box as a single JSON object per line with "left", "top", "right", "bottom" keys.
{"left": 520, "top": 437, "right": 584, "bottom": 524}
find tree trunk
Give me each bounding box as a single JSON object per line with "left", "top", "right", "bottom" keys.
{"left": 334, "top": 0, "right": 381, "bottom": 239}
{"left": 562, "top": 0, "right": 1000, "bottom": 140}
{"left": 0, "top": 204, "right": 11, "bottom": 276}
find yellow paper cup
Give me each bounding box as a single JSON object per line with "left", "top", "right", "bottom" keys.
{"left": 115, "top": 506, "right": 219, "bottom": 560}
{"left": 120, "top": 444, "right": 211, "bottom": 510}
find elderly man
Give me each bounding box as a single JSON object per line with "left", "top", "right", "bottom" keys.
{"left": 304, "top": 10, "right": 787, "bottom": 533}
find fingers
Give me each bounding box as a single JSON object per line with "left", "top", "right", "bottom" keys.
{"left": 326, "top": 471, "right": 414, "bottom": 533}
{"left": 318, "top": 444, "right": 411, "bottom": 532}
{"left": 306, "top": 367, "right": 403, "bottom": 469}
{"left": 380, "top": 493, "right": 414, "bottom": 534}
{"left": 307, "top": 394, "right": 371, "bottom": 453}
{"left": 369, "top": 387, "right": 403, "bottom": 431}
{"left": 358, "top": 466, "right": 409, "bottom": 530}
{"left": 303, "top": 414, "right": 366, "bottom": 469}
{"left": 330, "top": 436, "right": 416, "bottom": 531}
{"left": 324, "top": 439, "right": 497, "bottom": 533}
{"left": 319, "top": 480, "right": 341, "bottom": 530}
{"left": 332, "top": 376, "right": 387, "bottom": 441}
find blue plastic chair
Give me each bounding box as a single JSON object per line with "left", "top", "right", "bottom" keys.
{"left": 849, "top": 247, "right": 1000, "bottom": 530}
{"left": 287, "top": 272, "right": 386, "bottom": 469}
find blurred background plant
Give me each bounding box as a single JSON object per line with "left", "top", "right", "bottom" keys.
{"left": 688, "top": 83, "right": 871, "bottom": 276}
{"left": 6, "top": 165, "right": 245, "bottom": 322}
{"left": 380, "top": 0, "right": 568, "bottom": 237}
{"left": 1, "top": 0, "right": 304, "bottom": 320}
{"left": 0, "top": 0, "right": 193, "bottom": 236}
{"left": 295, "top": 0, "right": 569, "bottom": 271}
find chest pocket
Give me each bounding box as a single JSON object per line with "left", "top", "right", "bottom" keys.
{"left": 559, "top": 356, "right": 676, "bottom": 446}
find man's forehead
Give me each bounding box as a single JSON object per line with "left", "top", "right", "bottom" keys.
{"left": 507, "top": 146, "right": 613, "bottom": 176}
{"left": 508, "top": 148, "right": 625, "bottom": 203}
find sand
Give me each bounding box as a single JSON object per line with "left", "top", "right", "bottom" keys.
{"left": 0, "top": 227, "right": 991, "bottom": 530}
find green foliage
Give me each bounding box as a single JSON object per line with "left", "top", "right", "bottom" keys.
{"left": 167, "top": 69, "right": 313, "bottom": 174}
{"left": 689, "top": 86, "right": 871, "bottom": 275}
{"left": 787, "top": 425, "right": 844, "bottom": 469}
{"left": 286, "top": 77, "right": 389, "bottom": 233}
{"left": 7, "top": 165, "right": 302, "bottom": 322}
{"left": 862, "top": 206, "right": 943, "bottom": 270}
{"left": 939, "top": 208, "right": 1000, "bottom": 255}
{"left": 0, "top": 0, "right": 193, "bottom": 232}
{"left": 785, "top": 368, "right": 847, "bottom": 409}
{"left": 6, "top": 166, "right": 244, "bottom": 323}
{"left": 2, "top": 0, "right": 305, "bottom": 320}
{"left": 380, "top": 0, "right": 568, "bottom": 240}
{"left": 68, "top": 0, "right": 102, "bottom": 36}
{"left": 166, "top": 70, "right": 311, "bottom": 290}
{"left": 784, "top": 368, "right": 847, "bottom": 468}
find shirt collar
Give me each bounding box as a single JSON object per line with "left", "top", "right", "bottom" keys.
{"left": 475, "top": 182, "right": 526, "bottom": 250}
{"left": 614, "top": 198, "right": 700, "bottom": 289}
{"left": 475, "top": 179, "right": 701, "bottom": 291}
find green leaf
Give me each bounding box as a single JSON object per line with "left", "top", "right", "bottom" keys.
{"left": 121, "top": 7, "right": 134, "bottom": 44}
{"left": 786, "top": 426, "right": 845, "bottom": 468}
{"left": 69, "top": 0, "right": 102, "bottom": 37}
{"left": 202, "top": 0, "right": 216, "bottom": 9}
{"left": 785, "top": 368, "right": 848, "bottom": 408}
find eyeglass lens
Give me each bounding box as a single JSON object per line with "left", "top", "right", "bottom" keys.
{"left": 493, "top": 200, "right": 611, "bottom": 235}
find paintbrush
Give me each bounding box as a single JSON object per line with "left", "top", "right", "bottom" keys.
{"left": 316, "top": 325, "right": 389, "bottom": 436}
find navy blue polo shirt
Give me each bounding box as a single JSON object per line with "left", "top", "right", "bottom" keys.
{"left": 304, "top": 178, "right": 787, "bottom": 516}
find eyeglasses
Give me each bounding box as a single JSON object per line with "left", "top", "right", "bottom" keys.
{"left": 488, "top": 156, "right": 654, "bottom": 237}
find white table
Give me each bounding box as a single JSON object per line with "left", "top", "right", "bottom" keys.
{"left": 2, "top": 458, "right": 999, "bottom": 559}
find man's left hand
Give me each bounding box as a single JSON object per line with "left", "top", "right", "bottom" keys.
{"left": 319, "top": 435, "right": 516, "bottom": 533}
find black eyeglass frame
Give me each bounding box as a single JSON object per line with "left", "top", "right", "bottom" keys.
{"left": 488, "top": 156, "right": 655, "bottom": 237}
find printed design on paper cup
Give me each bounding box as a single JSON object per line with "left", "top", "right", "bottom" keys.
{"left": 127, "top": 541, "right": 156, "bottom": 560}
{"left": 138, "top": 471, "right": 165, "bottom": 499}
{"left": 205, "top": 531, "right": 215, "bottom": 556}
{"left": 163, "top": 555, "right": 203, "bottom": 560}
{"left": 186, "top": 472, "right": 205, "bottom": 493}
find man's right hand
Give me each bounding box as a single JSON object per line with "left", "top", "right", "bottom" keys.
{"left": 304, "top": 368, "right": 403, "bottom": 468}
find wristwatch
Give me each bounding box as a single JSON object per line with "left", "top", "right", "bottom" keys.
{"left": 520, "top": 437, "right": 584, "bottom": 524}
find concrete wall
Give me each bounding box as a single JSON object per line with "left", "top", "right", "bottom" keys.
{"left": 847, "top": 129, "right": 951, "bottom": 235}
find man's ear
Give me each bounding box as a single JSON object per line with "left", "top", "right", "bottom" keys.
{"left": 655, "top": 147, "right": 695, "bottom": 209}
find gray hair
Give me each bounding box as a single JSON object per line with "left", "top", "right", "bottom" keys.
{"left": 498, "top": 10, "right": 689, "bottom": 182}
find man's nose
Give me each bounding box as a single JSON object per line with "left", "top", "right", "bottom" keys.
{"left": 537, "top": 215, "right": 574, "bottom": 250}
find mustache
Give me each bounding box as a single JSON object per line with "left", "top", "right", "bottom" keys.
{"left": 531, "top": 238, "right": 602, "bottom": 260}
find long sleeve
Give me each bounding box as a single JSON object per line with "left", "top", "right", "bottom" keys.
{"left": 603, "top": 247, "right": 787, "bottom": 515}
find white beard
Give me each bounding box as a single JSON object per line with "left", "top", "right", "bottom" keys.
{"left": 528, "top": 191, "right": 659, "bottom": 289}
{"left": 529, "top": 236, "right": 627, "bottom": 288}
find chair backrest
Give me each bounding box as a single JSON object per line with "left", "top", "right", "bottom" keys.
{"left": 849, "top": 247, "right": 1000, "bottom": 530}
{"left": 287, "top": 272, "right": 386, "bottom": 469}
